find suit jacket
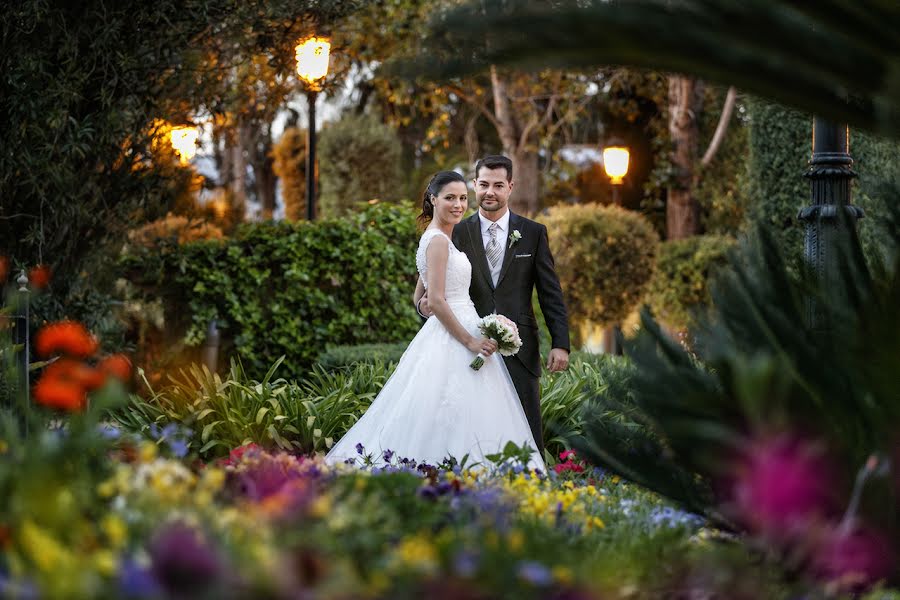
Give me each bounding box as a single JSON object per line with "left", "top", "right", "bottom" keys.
{"left": 453, "top": 212, "right": 570, "bottom": 377}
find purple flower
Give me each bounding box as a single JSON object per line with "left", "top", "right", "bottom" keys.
{"left": 517, "top": 561, "right": 552, "bottom": 586}
{"left": 118, "top": 557, "right": 163, "bottom": 598}
{"left": 148, "top": 522, "right": 221, "bottom": 595}
{"left": 453, "top": 550, "right": 480, "bottom": 577}
{"left": 382, "top": 449, "right": 394, "bottom": 462}
{"left": 355, "top": 442, "right": 364, "bottom": 455}
{"left": 813, "top": 524, "right": 895, "bottom": 593}
{"left": 732, "top": 435, "right": 835, "bottom": 536}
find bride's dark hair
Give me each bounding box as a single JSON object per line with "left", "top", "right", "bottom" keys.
{"left": 417, "top": 170, "right": 466, "bottom": 226}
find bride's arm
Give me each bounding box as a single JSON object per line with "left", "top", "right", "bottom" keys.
{"left": 413, "top": 276, "right": 425, "bottom": 305}
{"left": 426, "top": 237, "right": 496, "bottom": 356}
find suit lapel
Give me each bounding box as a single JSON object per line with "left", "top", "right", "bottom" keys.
{"left": 465, "top": 214, "right": 495, "bottom": 289}
{"left": 495, "top": 212, "right": 522, "bottom": 288}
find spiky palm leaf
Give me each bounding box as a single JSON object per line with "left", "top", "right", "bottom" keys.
{"left": 403, "top": 0, "right": 900, "bottom": 138}
{"left": 572, "top": 185, "right": 900, "bottom": 533}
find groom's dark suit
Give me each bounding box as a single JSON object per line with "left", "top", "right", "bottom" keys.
{"left": 452, "top": 212, "right": 570, "bottom": 457}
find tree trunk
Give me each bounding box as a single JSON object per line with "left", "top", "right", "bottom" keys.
{"left": 512, "top": 149, "right": 540, "bottom": 214}
{"left": 248, "top": 122, "right": 277, "bottom": 220}
{"left": 666, "top": 75, "right": 703, "bottom": 240}
{"left": 491, "top": 66, "right": 541, "bottom": 215}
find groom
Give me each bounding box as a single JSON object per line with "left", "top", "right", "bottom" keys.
{"left": 418, "top": 154, "right": 570, "bottom": 458}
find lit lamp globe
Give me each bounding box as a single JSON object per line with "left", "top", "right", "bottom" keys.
{"left": 170, "top": 125, "right": 199, "bottom": 164}
{"left": 602, "top": 144, "right": 630, "bottom": 185}
{"left": 295, "top": 37, "right": 331, "bottom": 87}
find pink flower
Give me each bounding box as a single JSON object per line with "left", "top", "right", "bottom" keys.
{"left": 813, "top": 524, "right": 895, "bottom": 593}
{"left": 731, "top": 435, "right": 835, "bottom": 537}
{"left": 559, "top": 450, "right": 576, "bottom": 461}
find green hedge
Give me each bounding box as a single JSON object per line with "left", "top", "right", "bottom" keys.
{"left": 315, "top": 341, "right": 409, "bottom": 370}
{"left": 540, "top": 204, "right": 659, "bottom": 337}
{"left": 747, "top": 99, "right": 900, "bottom": 270}
{"left": 644, "top": 234, "right": 736, "bottom": 331}
{"left": 123, "top": 202, "right": 421, "bottom": 380}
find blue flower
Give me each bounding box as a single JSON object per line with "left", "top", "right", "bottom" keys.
{"left": 453, "top": 551, "right": 480, "bottom": 577}
{"left": 168, "top": 438, "right": 189, "bottom": 458}
{"left": 382, "top": 449, "right": 394, "bottom": 462}
{"left": 355, "top": 443, "right": 364, "bottom": 455}
{"left": 517, "top": 561, "right": 552, "bottom": 586}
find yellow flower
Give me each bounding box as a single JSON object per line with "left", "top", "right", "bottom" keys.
{"left": 92, "top": 549, "right": 118, "bottom": 576}
{"left": 19, "top": 520, "right": 75, "bottom": 573}
{"left": 101, "top": 515, "right": 127, "bottom": 549}
{"left": 507, "top": 529, "right": 524, "bottom": 552}
{"left": 393, "top": 534, "right": 438, "bottom": 573}
{"left": 139, "top": 441, "right": 158, "bottom": 462}
{"left": 552, "top": 565, "right": 574, "bottom": 585}
{"left": 309, "top": 494, "right": 331, "bottom": 518}
{"left": 587, "top": 516, "right": 606, "bottom": 530}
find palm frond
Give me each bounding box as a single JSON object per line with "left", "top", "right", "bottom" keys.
{"left": 400, "top": 0, "right": 900, "bottom": 138}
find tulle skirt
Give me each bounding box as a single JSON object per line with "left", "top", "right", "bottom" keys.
{"left": 325, "top": 299, "right": 544, "bottom": 471}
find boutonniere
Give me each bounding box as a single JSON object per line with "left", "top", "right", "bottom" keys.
{"left": 508, "top": 229, "right": 522, "bottom": 249}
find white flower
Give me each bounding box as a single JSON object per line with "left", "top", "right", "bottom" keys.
{"left": 508, "top": 229, "right": 522, "bottom": 249}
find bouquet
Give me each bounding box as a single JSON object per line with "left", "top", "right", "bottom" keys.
{"left": 469, "top": 314, "right": 522, "bottom": 370}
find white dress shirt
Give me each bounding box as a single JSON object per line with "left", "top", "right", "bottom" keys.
{"left": 479, "top": 209, "right": 510, "bottom": 286}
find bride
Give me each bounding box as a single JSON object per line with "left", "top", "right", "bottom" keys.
{"left": 325, "top": 171, "right": 545, "bottom": 471}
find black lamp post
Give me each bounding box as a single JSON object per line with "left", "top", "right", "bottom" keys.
{"left": 797, "top": 118, "right": 864, "bottom": 328}
{"left": 295, "top": 37, "right": 331, "bottom": 221}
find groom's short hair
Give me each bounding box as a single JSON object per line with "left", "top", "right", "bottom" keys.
{"left": 475, "top": 155, "right": 513, "bottom": 181}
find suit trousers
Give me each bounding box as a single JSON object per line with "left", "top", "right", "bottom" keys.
{"left": 503, "top": 356, "right": 543, "bottom": 459}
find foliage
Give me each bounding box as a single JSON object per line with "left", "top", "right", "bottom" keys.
{"left": 539, "top": 353, "right": 640, "bottom": 461}
{"left": 270, "top": 127, "right": 308, "bottom": 222}
{"left": 0, "top": 0, "right": 360, "bottom": 326}
{"left": 110, "top": 358, "right": 391, "bottom": 458}
{"left": 572, "top": 192, "right": 900, "bottom": 591}
{"left": 695, "top": 89, "right": 752, "bottom": 235}
{"left": 126, "top": 214, "right": 224, "bottom": 249}
{"left": 540, "top": 204, "right": 659, "bottom": 333}
{"left": 122, "top": 202, "right": 421, "bottom": 379}
{"left": 318, "top": 112, "right": 405, "bottom": 217}
{"left": 643, "top": 234, "right": 737, "bottom": 332}
{"left": 747, "top": 98, "right": 900, "bottom": 271}
{"left": 315, "top": 342, "right": 409, "bottom": 371}
{"left": 409, "top": 0, "right": 900, "bottom": 140}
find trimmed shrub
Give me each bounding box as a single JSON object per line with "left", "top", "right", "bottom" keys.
{"left": 644, "top": 234, "right": 736, "bottom": 331}
{"left": 316, "top": 342, "right": 409, "bottom": 370}
{"left": 123, "top": 202, "right": 420, "bottom": 380}
{"left": 318, "top": 112, "right": 404, "bottom": 217}
{"left": 540, "top": 204, "right": 659, "bottom": 334}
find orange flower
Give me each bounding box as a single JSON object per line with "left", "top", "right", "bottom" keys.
{"left": 28, "top": 264, "right": 51, "bottom": 289}
{"left": 35, "top": 321, "right": 99, "bottom": 358}
{"left": 33, "top": 376, "right": 87, "bottom": 411}
{"left": 43, "top": 358, "right": 107, "bottom": 391}
{"left": 98, "top": 354, "right": 132, "bottom": 382}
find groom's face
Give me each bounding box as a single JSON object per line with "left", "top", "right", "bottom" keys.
{"left": 474, "top": 167, "right": 513, "bottom": 215}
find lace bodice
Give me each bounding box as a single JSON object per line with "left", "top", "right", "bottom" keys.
{"left": 416, "top": 229, "right": 472, "bottom": 304}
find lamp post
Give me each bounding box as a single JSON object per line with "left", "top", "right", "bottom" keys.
{"left": 797, "top": 118, "right": 863, "bottom": 329}
{"left": 602, "top": 141, "right": 630, "bottom": 206}
{"left": 295, "top": 36, "right": 331, "bottom": 221}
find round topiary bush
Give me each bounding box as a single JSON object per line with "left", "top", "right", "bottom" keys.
{"left": 644, "top": 234, "right": 736, "bottom": 332}
{"left": 318, "top": 112, "right": 403, "bottom": 217}
{"left": 541, "top": 203, "right": 659, "bottom": 333}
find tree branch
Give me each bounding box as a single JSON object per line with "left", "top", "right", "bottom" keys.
{"left": 700, "top": 86, "right": 737, "bottom": 166}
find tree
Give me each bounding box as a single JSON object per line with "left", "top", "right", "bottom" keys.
{"left": 0, "top": 0, "right": 362, "bottom": 321}
{"left": 334, "top": 0, "right": 597, "bottom": 214}
{"left": 410, "top": 0, "right": 900, "bottom": 141}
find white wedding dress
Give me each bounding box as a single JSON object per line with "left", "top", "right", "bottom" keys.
{"left": 325, "top": 229, "right": 545, "bottom": 471}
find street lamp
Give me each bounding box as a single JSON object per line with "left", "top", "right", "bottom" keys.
{"left": 295, "top": 36, "right": 331, "bottom": 221}
{"left": 170, "top": 125, "right": 199, "bottom": 164}
{"left": 602, "top": 140, "right": 630, "bottom": 205}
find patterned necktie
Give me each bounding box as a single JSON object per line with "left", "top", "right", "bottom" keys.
{"left": 486, "top": 222, "right": 502, "bottom": 268}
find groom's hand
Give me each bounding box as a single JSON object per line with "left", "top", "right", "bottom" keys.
{"left": 547, "top": 348, "right": 569, "bottom": 372}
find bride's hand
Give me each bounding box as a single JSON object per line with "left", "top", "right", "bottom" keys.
{"left": 467, "top": 337, "right": 498, "bottom": 356}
